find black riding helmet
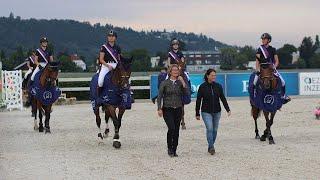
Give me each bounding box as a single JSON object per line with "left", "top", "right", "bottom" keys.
{"left": 107, "top": 30, "right": 117, "bottom": 38}
{"left": 171, "top": 39, "right": 179, "bottom": 46}
{"left": 40, "top": 37, "right": 48, "bottom": 43}
{"left": 261, "top": 33, "right": 272, "bottom": 42}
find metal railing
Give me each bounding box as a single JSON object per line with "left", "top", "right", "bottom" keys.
{"left": 59, "top": 76, "right": 150, "bottom": 92}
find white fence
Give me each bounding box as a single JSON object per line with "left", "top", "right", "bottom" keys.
{"left": 1, "top": 70, "right": 23, "bottom": 110}
{"left": 59, "top": 76, "right": 150, "bottom": 92}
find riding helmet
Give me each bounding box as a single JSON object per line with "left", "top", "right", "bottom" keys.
{"left": 171, "top": 39, "right": 179, "bottom": 45}
{"left": 40, "top": 37, "right": 48, "bottom": 43}
{"left": 107, "top": 30, "right": 118, "bottom": 38}
{"left": 261, "top": 33, "right": 272, "bottom": 42}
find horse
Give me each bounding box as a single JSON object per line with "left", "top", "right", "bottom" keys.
{"left": 177, "top": 60, "right": 188, "bottom": 130}
{"left": 250, "top": 63, "right": 280, "bottom": 144}
{"left": 90, "top": 57, "right": 133, "bottom": 149}
{"left": 22, "top": 69, "right": 37, "bottom": 117}
{"left": 31, "top": 62, "right": 60, "bottom": 133}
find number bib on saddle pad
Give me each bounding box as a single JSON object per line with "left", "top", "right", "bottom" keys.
{"left": 248, "top": 72, "right": 284, "bottom": 112}
{"left": 29, "top": 70, "right": 61, "bottom": 106}
{"left": 90, "top": 73, "right": 132, "bottom": 111}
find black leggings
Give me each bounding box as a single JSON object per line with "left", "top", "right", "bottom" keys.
{"left": 163, "top": 107, "right": 182, "bottom": 152}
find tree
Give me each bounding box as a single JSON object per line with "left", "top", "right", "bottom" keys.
{"left": 155, "top": 51, "right": 167, "bottom": 67}
{"left": 129, "top": 49, "right": 151, "bottom": 72}
{"left": 315, "top": 35, "right": 320, "bottom": 50}
{"left": 59, "top": 55, "right": 82, "bottom": 72}
{"left": 220, "top": 47, "right": 237, "bottom": 70}
{"left": 294, "top": 58, "right": 306, "bottom": 68}
{"left": 277, "top": 44, "right": 297, "bottom": 68}
{"left": 299, "top": 37, "right": 315, "bottom": 68}
{"left": 309, "top": 54, "right": 320, "bottom": 68}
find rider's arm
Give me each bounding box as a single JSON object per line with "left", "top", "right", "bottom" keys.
{"left": 34, "top": 56, "right": 39, "bottom": 66}
{"left": 255, "top": 54, "right": 260, "bottom": 71}
{"left": 99, "top": 52, "right": 111, "bottom": 69}
{"left": 274, "top": 54, "right": 279, "bottom": 68}
{"left": 49, "top": 56, "right": 54, "bottom": 62}
{"left": 26, "top": 61, "right": 31, "bottom": 69}
{"left": 167, "top": 57, "right": 171, "bottom": 68}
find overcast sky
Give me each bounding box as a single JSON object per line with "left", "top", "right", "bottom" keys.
{"left": 1, "top": 0, "right": 319, "bottom": 48}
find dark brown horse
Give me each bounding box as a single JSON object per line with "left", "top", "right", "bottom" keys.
{"left": 251, "top": 63, "right": 277, "bottom": 144}
{"left": 177, "top": 60, "right": 188, "bottom": 130}
{"left": 94, "top": 58, "right": 132, "bottom": 148}
{"left": 32, "top": 62, "right": 59, "bottom": 133}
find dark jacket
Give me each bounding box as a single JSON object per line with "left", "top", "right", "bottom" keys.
{"left": 196, "top": 81, "right": 230, "bottom": 116}
{"left": 157, "top": 79, "right": 188, "bottom": 110}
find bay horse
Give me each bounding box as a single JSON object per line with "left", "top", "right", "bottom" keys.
{"left": 251, "top": 63, "right": 278, "bottom": 144}
{"left": 93, "top": 57, "right": 132, "bottom": 149}
{"left": 177, "top": 60, "right": 189, "bottom": 130}
{"left": 32, "top": 62, "right": 60, "bottom": 133}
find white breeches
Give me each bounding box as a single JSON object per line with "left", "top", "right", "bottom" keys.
{"left": 24, "top": 69, "right": 33, "bottom": 79}
{"left": 30, "top": 62, "right": 47, "bottom": 81}
{"left": 98, "top": 63, "right": 117, "bottom": 87}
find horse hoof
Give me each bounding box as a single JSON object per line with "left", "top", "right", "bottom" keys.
{"left": 45, "top": 128, "right": 51, "bottom": 134}
{"left": 104, "top": 129, "right": 109, "bottom": 138}
{"left": 34, "top": 123, "right": 39, "bottom": 131}
{"left": 39, "top": 126, "right": 44, "bottom": 132}
{"left": 113, "top": 140, "right": 121, "bottom": 149}
{"left": 255, "top": 135, "right": 260, "bottom": 139}
{"left": 269, "top": 140, "right": 275, "bottom": 145}
{"left": 98, "top": 133, "right": 103, "bottom": 140}
{"left": 181, "top": 125, "right": 186, "bottom": 130}
{"left": 260, "top": 135, "right": 266, "bottom": 141}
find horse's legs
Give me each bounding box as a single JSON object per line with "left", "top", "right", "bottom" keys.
{"left": 260, "top": 111, "right": 270, "bottom": 141}
{"left": 181, "top": 106, "right": 186, "bottom": 130}
{"left": 117, "top": 108, "right": 126, "bottom": 129}
{"left": 107, "top": 105, "right": 121, "bottom": 148}
{"left": 44, "top": 105, "right": 51, "bottom": 134}
{"left": 104, "top": 106, "right": 110, "bottom": 138}
{"left": 268, "top": 112, "right": 276, "bottom": 144}
{"left": 251, "top": 106, "right": 260, "bottom": 139}
{"left": 32, "top": 98, "right": 38, "bottom": 130}
{"left": 94, "top": 106, "right": 103, "bottom": 140}
{"left": 38, "top": 104, "right": 44, "bottom": 133}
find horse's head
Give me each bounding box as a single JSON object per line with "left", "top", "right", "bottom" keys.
{"left": 112, "top": 56, "right": 133, "bottom": 89}
{"left": 177, "top": 60, "right": 186, "bottom": 74}
{"left": 42, "top": 61, "right": 60, "bottom": 88}
{"left": 259, "top": 63, "right": 276, "bottom": 90}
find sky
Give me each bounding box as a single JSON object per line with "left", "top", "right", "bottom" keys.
{"left": 1, "top": 0, "right": 319, "bottom": 48}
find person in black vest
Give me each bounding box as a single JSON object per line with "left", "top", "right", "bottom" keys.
{"left": 254, "top": 33, "right": 290, "bottom": 104}
{"left": 97, "top": 30, "right": 121, "bottom": 96}
{"left": 30, "top": 37, "right": 53, "bottom": 82}
{"left": 196, "top": 69, "right": 231, "bottom": 155}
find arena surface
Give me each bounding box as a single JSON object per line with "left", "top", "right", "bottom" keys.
{"left": 0, "top": 97, "right": 319, "bottom": 179}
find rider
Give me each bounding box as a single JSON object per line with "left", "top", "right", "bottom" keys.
{"left": 167, "top": 39, "right": 192, "bottom": 93}
{"left": 30, "top": 37, "right": 54, "bottom": 83}
{"left": 97, "top": 30, "right": 121, "bottom": 96}
{"left": 255, "top": 33, "right": 291, "bottom": 104}
{"left": 167, "top": 39, "right": 186, "bottom": 70}
{"left": 23, "top": 51, "right": 36, "bottom": 85}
